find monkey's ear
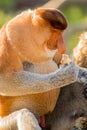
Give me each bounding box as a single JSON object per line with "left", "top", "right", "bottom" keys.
{"left": 35, "top": 8, "right": 68, "bottom": 30}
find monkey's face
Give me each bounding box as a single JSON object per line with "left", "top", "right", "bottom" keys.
{"left": 36, "top": 8, "right": 67, "bottom": 52}
{"left": 6, "top": 8, "right": 67, "bottom": 64}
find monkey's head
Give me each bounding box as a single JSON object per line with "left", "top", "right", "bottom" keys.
{"left": 6, "top": 8, "right": 68, "bottom": 64}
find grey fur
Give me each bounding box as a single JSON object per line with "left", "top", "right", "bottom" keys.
{"left": 45, "top": 82, "right": 87, "bottom": 130}
{"left": 0, "top": 62, "right": 87, "bottom": 96}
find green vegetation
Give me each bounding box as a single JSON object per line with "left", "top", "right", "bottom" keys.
{"left": 0, "top": 0, "right": 15, "bottom": 27}
{"left": 62, "top": 5, "right": 86, "bottom": 25}
{"left": 0, "top": 0, "right": 15, "bottom": 12}
{"left": 0, "top": 11, "right": 14, "bottom": 28}
{"left": 61, "top": 5, "right": 87, "bottom": 53}
{"left": 0, "top": 1, "right": 86, "bottom": 53}
{"left": 67, "top": 32, "right": 81, "bottom": 54}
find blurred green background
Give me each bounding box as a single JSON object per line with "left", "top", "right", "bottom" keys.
{"left": 0, "top": 0, "right": 87, "bottom": 54}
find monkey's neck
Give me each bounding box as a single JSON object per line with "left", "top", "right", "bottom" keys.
{"left": 23, "top": 60, "right": 58, "bottom": 74}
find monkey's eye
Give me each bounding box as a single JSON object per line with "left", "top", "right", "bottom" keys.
{"left": 70, "top": 111, "right": 84, "bottom": 120}
{"left": 82, "top": 83, "right": 87, "bottom": 99}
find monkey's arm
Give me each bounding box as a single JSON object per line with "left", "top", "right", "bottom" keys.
{"left": 0, "top": 109, "right": 41, "bottom": 130}
{"left": 0, "top": 62, "right": 87, "bottom": 96}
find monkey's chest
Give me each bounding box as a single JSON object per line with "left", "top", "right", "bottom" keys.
{"left": 0, "top": 89, "right": 60, "bottom": 117}
{"left": 0, "top": 61, "right": 59, "bottom": 117}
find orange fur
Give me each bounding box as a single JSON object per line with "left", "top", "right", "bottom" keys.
{"left": 0, "top": 89, "right": 60, "bottom": 117}
{"left": 0, "top": 25, "right": 23, "bottom": 74}
{"left": 0, "top": 8, "right": 67, "bottom": 117}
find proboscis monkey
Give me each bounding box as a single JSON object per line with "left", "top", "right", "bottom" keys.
{"left": 0, "top": 8, "right": 82, "bottom": 130}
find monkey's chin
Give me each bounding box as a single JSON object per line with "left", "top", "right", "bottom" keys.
{"left": 45, "top": 46, "right": 57, "bottom": 59}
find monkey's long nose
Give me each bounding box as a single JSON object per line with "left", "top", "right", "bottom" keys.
{"left": 57, "top": 34, "right": 66, "bottom": 54}
{"left": 35, "top": 8, "right": 68, "bottom": 30}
